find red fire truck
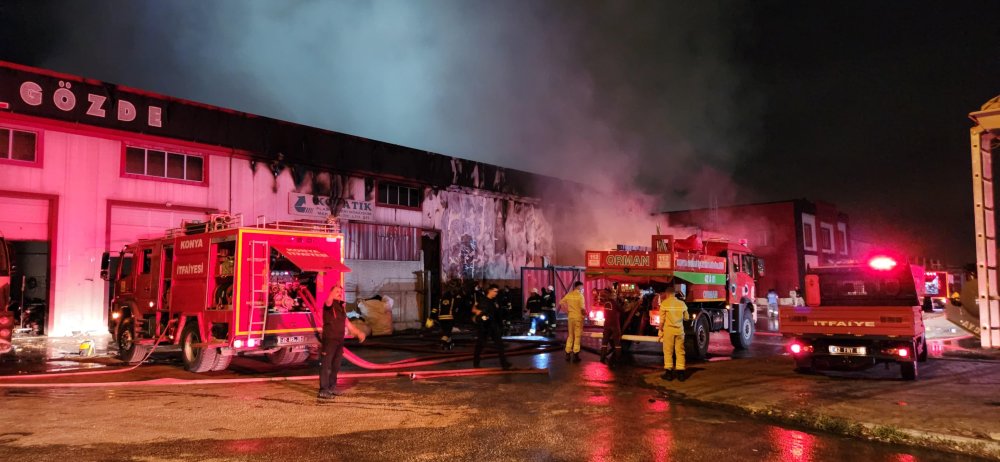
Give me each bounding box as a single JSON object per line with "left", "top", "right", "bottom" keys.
{"left": 584, "top": 234, "right": 763, "bottom": 359}
{"left": 780, "top": 256, "right": 928, "bottom": 380}
{"left": 101, "top": 215, "right": 350, "bottom": 372}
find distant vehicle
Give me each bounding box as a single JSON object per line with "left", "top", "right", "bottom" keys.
{"left": 780, "top": 256, "right": 928, "bottom": 380}
{"left": 0, "top": 236, "right": 12, "bottom": 352}
{"left": 0, "top": 235, "right": 9, "bottom": 310}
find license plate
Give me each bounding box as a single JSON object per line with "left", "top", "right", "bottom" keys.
{"left": 829, "top": 345, "right": 867, "bottom": 356}
{"left": 277, "top": 335, "right": 305, "bottom": 345}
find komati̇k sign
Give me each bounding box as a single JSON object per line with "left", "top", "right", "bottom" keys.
{"left": 287, "top": 193, "right": 374, "bottom": 222}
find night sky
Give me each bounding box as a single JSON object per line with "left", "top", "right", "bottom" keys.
{"left": 1, "top": 1, "right": 998, "bottom": 264}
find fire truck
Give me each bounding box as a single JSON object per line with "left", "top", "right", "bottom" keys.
{"left": 101, "top": 215, "right": 350, "bottom": 372}
{"left": 584, "top": 234, "right": 763, "bottom": 360}
{"left": 780, "top": 256, "right": 928, "bottom": 380}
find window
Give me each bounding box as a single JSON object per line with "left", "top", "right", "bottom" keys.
{"left": 377, "top": 181, "right": 422, "bottom": 208}
{"left": 837, "top": 222, "right": 849, "bottom": 255}
{"left": 141, "top": 249, "right": 153, "bottom": 274}
{"left": 819, "top": 223, "right": 834, "bottom": 254}
{"left": 0, "top": 127, "right": 38, "bottom": 163}
{"left": 755, "top": 230, "right": 770, "bottom": 247}
{"left": 802, "top": 213, "right": 817, "bottom": 251}
{"left": 124, "top": 146, "right": 205, "bottom": 183}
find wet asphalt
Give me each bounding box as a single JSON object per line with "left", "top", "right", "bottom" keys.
{"left": 0, "top": 321, "right": 988, "bottom": 461}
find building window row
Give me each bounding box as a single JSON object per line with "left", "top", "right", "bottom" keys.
{"left": 377, "top": 181, "right": 422, "bottom": 209}
{"left": 124, "top": 146, "right": 204, "bottom": 183}
{"left": 803, "top": 214, "right": 850, "bottom": 256}
{"left": 0, "top": 126, "right": 38, "bottom": 163}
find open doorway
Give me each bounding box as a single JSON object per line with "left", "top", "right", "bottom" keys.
{"left": 421, "top": 232, "right": 442, "bottom": 314}
{"left": 8, "top": 241, "right": 50, "bottom": 335}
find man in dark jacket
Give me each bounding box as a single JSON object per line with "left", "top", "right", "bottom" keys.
{"left": 599, "top": 288, "right": 625, "bottom": 367}
{"left": 471, "top": 284, "right": 511, "bottom": 369}
{"left": 319, "top": 285, "right": 367, "bottom": 399}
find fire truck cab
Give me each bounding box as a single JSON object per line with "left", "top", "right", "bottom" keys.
{"left": 102, "top": 215, "right": 350, "bottom": 372}
{"left": 584, "top": 234, "right": 764, "bottom": 360}
{"left": 780, "top": 256, "right": 929, "bottom": 380}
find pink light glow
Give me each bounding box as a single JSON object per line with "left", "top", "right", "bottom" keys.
{"left": 868, "top": 256, "right": 897, "bottom": 271}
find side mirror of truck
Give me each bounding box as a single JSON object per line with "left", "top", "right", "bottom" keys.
{"left": 100, "top": 252, "right": 120, "bottom": 281}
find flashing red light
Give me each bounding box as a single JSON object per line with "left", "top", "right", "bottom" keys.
{"left": 868, "top": 256, "right": 897, "bottom": 271}
{"left": 897, "top": 348, "right": 909, "bottom": 358}
{"left": 790, "top": 343, "right": 803, "bottom": 354}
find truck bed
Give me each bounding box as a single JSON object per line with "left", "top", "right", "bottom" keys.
{"left": 779, "top": 305, "right": 924, "bottom": 338}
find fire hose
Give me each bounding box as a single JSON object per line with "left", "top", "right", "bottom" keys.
{"left": 0, "top": 325, "right": 560, "bottom": 386}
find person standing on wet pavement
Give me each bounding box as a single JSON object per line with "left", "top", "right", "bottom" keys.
{"left": 559, "top": 281, "right": 586, "bottom": 363}
{"left": 319, "top": 285, "right": 367, "bottom": 399}
{"left": 598, "top": 287, "right": 624, "bottom": 367}
{"left": 472, "top": 284, "right": 512, "bottom": 369}
{"left": 658, "top": 283, "right": 690, "bottom": 382}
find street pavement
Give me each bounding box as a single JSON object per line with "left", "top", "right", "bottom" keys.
{"left": 0, "top": 314, "right": 995, "bottom": 461}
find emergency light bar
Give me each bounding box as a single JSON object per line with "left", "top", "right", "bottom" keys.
{"left": 868, "top": 256, "right": 897, "bottom": 271}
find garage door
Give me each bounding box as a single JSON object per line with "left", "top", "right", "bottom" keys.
{"left": 108, "top": 206, "right": 208, "bottom": 251}
{"left": 0, "top": 196, "right": 49, "bottom": 240}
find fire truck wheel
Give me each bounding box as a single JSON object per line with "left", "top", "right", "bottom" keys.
{"left": 211, "top": 352, "right": 233, "bottom": 372}
{"left": 686, "top": 314, "right": 710, "bottom": 361}
{"left": 181, "top": 323, "right": 219, "bottom": 373}
{"left": 917, "top": 337, "right": 928, "bottom": 362}
{"left": 729, "top": 307, "right": 755, "bottom": 350}
{"left": 116, "top": 319, "right": 150, "bottom": 365}
{"left": 267, "top": 347, "right": 308, "bottom": 366}
{"left": 900, "top": 361, "right": 918, "bottom": 381}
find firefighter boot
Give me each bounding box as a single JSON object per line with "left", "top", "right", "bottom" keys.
{"left": 599, "top": 346, "right": 608, "bottom": 364}
{"left": 676, "top": 369, "right": 687, "bottom": 382}
{"left": 565, "top": 352, "right": 572, "bottom": 362}
{"left": 573, "top": 352, "right": 581, "bottom": 363}
{"left": 661, "top": 369, "right": 675, "bottom": 381}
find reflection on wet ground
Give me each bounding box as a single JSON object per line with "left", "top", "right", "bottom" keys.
{"left": 0, "top": 330, "right": 991, "bottom": 461}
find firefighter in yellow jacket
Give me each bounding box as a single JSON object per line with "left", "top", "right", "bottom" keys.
{"left": 659, "top": 283, "right": 690, "bottom": 381}
{"left": 559, "top": 281, "right": 587, "bottom": 363}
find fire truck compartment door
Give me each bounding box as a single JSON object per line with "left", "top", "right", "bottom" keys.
{"left": 271, "top": 244, "right": 351, "bottom": 273}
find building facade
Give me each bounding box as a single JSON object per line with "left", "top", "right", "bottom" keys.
{"left": 661, "top": 199, "right": 851, "bottom": 297}
{"left": 0, "top": 62, "right": 558, "bottom": 336}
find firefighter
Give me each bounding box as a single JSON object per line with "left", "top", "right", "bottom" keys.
{"left": 431, "top": 284, "right": 458, "bottom": 350}
{"left": 559, "top": 281, "right": 586, "bottom": 363}
{"left": 318, "top": 285, "right": 367, "bottom": 399}
{"left": 541, "top": 285, "right": 557, "bottom": 337}
{"left": 767, "top": 288, "right": 779, "bottom": 317}
{"left": 598, "top": 287, "right": 624, "bottom": 367}
{"left": 525, "top": 288, "right": 544, "bottom": 334}
{"left": 472, "top": 284, "right": 512, "bottom": 369}
{"left": 658, "top": 283, "right": 690, "bottom": 382}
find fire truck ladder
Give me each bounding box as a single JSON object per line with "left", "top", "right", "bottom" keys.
{"left": 248, "top": 240, "right": 271, "bottom": 345}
